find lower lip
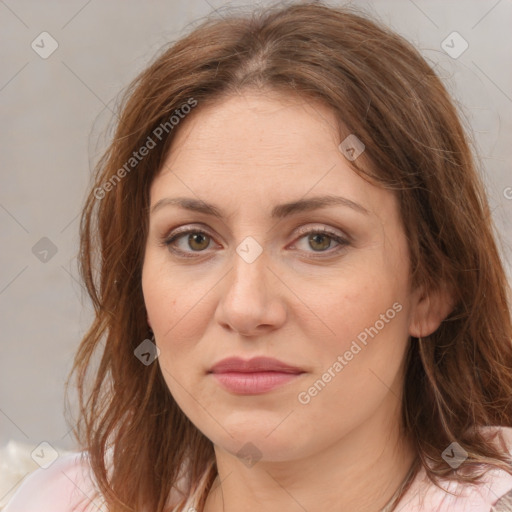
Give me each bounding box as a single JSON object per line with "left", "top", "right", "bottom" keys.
{"left": 211, "top": 371, "right": 303, "bottom": 394}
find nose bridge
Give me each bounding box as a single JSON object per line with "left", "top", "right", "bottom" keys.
{"left": 228, "top": 236, "right": 269, "bottom": 303}
{"left": 216, "top": 235, "right": 285, "bottom": 335}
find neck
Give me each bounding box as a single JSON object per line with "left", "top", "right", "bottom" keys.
{"left": 203, "top": 393, "right": 416, "bottom": 512}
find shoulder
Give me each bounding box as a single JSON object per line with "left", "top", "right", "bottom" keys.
{"left": 401, "top": 426, "right": 512, "bottom": 512}
{"left": 483, "top": 426, "right": 512, "bottom": 511}
{"left": 3, "top": 451, "right": 105, "bottom": 512}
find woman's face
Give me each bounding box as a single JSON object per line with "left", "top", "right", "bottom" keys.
{"left": 142, "top": 90, "right": 436, "bottom": 462}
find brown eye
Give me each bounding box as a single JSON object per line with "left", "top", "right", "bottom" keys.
{"left": 186, "top": 232, "right": 210, "bottom": 251}
{"left": 307, "top": 233, "right": 333, "bottom": 251}
{"left": 291, "top": 227, "right": 350, "bottom": 258}
{"left": 162, "top": 229, "right": 215, "bottom": 256}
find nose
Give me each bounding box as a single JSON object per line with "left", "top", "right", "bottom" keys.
{"left": 214, "top": 245, "right": 287, "bottom": 336}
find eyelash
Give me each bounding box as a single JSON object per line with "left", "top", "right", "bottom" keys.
{"left": 159, "top": 225, "right": 350, "bottom": 259}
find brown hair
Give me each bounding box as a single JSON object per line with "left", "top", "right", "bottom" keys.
{"left": 67, "top": 1, "right": 512, "bottom": 511}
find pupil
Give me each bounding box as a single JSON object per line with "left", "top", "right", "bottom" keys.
{"left": 190, "top": 233, "right": 208, "bottom": 250}
{"left": 310, "top": 233, "right": 330, "bottom": 251}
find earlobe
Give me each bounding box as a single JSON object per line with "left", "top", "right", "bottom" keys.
{"left": 408, "top": 282, "right": 455, "bottom": 338}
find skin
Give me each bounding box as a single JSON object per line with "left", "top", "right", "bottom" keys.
{"left": 141, "top": 89, "right": 453, "bottom": 512}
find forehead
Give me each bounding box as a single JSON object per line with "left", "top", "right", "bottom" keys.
{"left": 150, "top": 91, "right": 393, "bottom": 224}
{"left": 164, "top": 90, "right": 341, "bottom": 168}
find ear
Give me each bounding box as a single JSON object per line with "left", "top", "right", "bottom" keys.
{"left": 408, "top": 281, "right": 455, "bottom": 338}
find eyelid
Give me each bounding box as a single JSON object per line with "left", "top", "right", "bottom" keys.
{"left": 292, "top": 223, "right": 349, "bottom": 241}
{"left": 160, "top": 222, "right": 348, "bottom": 242}
{"left": 159, "top": 223, "right": 218, "bottom": 245}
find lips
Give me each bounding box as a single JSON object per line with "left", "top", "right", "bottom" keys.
{"left": 209, "top": 356, "right": 304, "bottom": 374}
{"left": 208, "top": 356, "right": 305, "bottom": 394}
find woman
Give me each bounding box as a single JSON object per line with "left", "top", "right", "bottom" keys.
{"left": 5, "top": 2, "right": 512, "bottom": 511}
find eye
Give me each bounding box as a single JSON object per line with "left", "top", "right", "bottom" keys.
{"left": 160, "top": 225, "right": 350, "bottom": 259}
{"left": 161, "top": 228, "right": 216, "bottom": 258}
{"left": 291, "top": 227, "right": 349, "bottom": 257}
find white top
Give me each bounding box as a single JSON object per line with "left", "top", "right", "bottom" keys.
{"left": 4, "top": 427, "right": 512, "bottom": 511}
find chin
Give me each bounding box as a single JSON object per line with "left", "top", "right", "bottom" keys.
{"left": 204, "top": 419, "right": 309, "bottom": 463}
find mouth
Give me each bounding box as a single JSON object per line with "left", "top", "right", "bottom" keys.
{"left": 208, "top": 356, "right": 305, "bottom": 394}
{"left": 210, "top": 370, "right": 304, "bottom": 394}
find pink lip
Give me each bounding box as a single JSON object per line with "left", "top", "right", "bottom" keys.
{"left": 209, "top": 356, "right": 304, "bottom": 374}
{"left": 212, "top": 372, "right": 303, "bottom": 394}
{"left": 208, "top": 357, "right": 305, "bottom": 395}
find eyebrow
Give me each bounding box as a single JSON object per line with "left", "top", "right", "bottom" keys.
{"left": 150, "top": 195, "right": 370, "bottom": 218}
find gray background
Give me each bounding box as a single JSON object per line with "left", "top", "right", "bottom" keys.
{"left": 1, "top": 0, "right": 511, "bottom": 458}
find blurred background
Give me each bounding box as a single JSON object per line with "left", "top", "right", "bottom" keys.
{"left": 1, "top": 0, "right": 511, "bottom": 504}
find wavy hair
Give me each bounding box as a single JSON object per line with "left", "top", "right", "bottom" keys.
{"left": 66, "top": 1, "right": 512, "bottom": 511}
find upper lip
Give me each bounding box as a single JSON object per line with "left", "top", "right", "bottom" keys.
{"left": 209, "top": 356, "right": 305, "bottom": 374}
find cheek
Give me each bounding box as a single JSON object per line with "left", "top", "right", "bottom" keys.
{"left": 141, "top": 258, "right": 226, "bottom": 408}
{"left": 292, "top": 260, "right": 410, "bottom": 403}
{"left": 292, "top": 291, "right": 409, "bottom": 450}
{"left": 142, "top": 255, "right": 214, "bottom": 341}
{"left": 292, "top": 266, "right": 404, "bottom": 353}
